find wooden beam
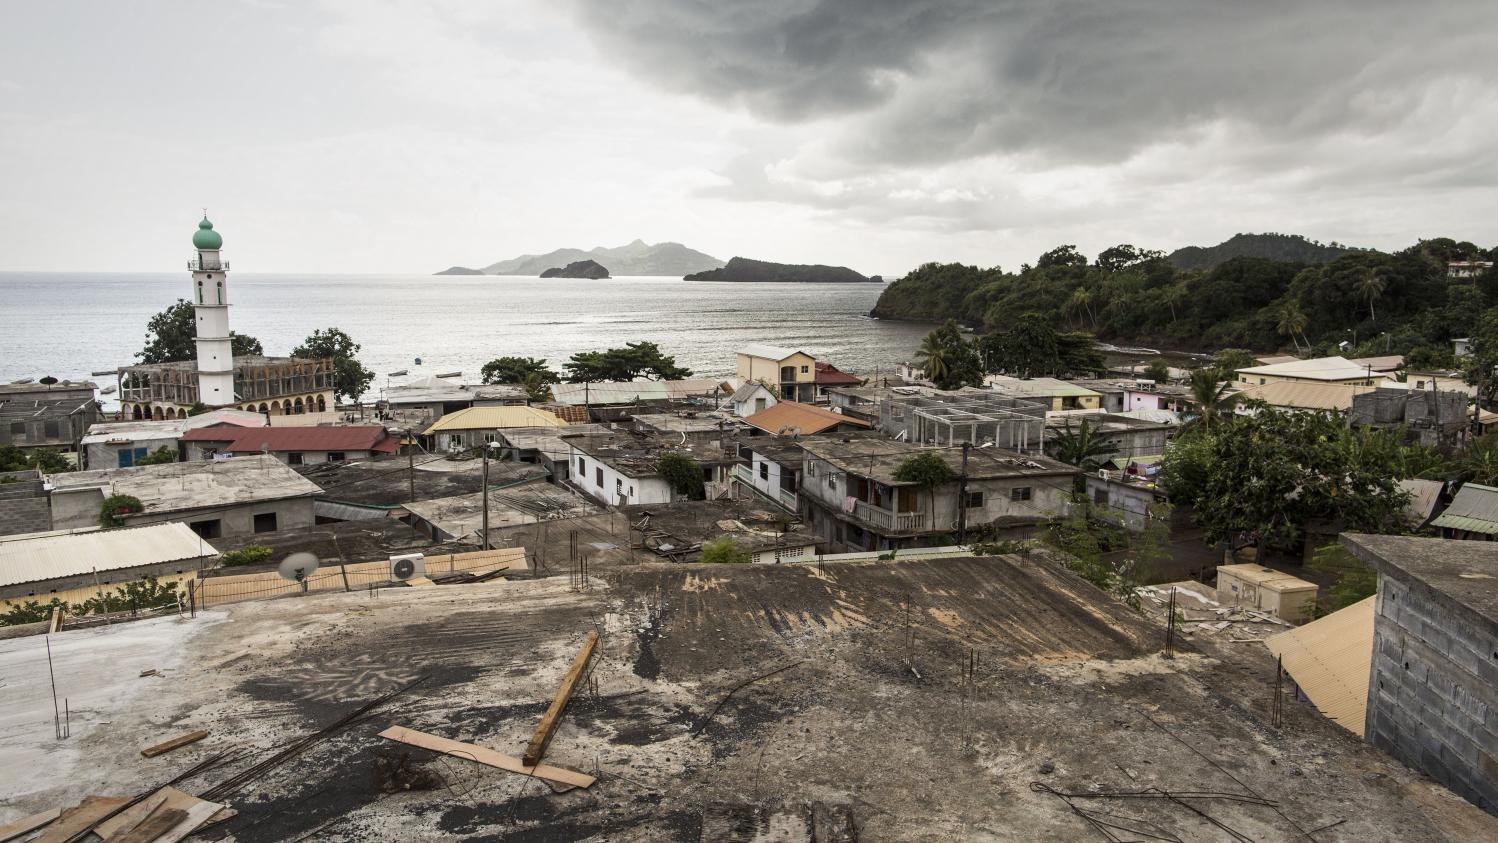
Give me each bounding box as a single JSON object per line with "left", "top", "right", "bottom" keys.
{"left": 522, "top": 631, "right": 598, "bottom": 767}
{"left": 113, "top": 809, "right": 187, "bottom": 843}
{"left": 377, "top": 726, "right": 594, "bottom": 789}
{"left": 140, "top": 729, "right": 209, "bottom": 758}
{"left": 0, "top": 808, "right": 62, "bottom": 843}
{"left": 36, "top": 797, "right": 130, "bottom": 843}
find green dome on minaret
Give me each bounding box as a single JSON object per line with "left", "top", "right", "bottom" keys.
{"left": 192, "top": 215, "right": 223, "bottom": 250}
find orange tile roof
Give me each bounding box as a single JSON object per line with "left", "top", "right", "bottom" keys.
{"left": 742, "top": 401, "right": 871, "bottom": 435}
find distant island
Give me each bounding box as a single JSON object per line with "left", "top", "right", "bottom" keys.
{"left": 685, "top": 256, "right": 872, "bottom": 283}
{"left": 1167, "top": 233, "right": 1364, "bottom": 270}
{"left": 435, "top": 240, "right": 725, "bottom": 276}
{"left": 540, "top": 259, "right": 610, "bottom": 279}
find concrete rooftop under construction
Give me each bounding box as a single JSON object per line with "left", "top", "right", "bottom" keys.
{"left": 2, "top": 553, "right": 1494, "bottom": 842}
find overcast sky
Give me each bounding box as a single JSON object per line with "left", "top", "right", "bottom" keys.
{"left": 1, "top": 1, "right": 1494, "bottom": 274}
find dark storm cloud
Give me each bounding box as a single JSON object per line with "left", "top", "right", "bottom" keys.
{"left": 571, "top": 0, "right": 1497, "bottom": 168}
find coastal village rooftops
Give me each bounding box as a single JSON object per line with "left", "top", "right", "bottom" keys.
{"left": 620, "top": 499, "right": 819, "bottom": 555}
{"left": 181, "top": 424, "right": 399, "bottom": 454}
{"left": 0, "top": 521, "right": 216, "bottom": 589}
{"left": 49, "top": 454, "right": 322, "bottom": 513}
{"left": 495, "top": 423, "right": 609, "bottom": 454}
{"left": 1430, "top": 483, "right": 1498, "bottom": 535}
{"left": 1234, "top": 355, "right": 1386, "bottom": 382}
{"left": 1230, "top": 380, "right": 1380, "bottom": 412}
{"left": 800, "top": 437, "right": 1076, "bottom": 485}
{"left": 404, "top": 482, "right": 601, "bottom": 542}
{"left": 0, "top": 380, "right": 97, "bottom": 396}
{"left": 422, "top": 405, "right": 568, "bottom": 434}
{"left": 81, "top": 410, "right": 267, "bottom": 446}
{"left": 736, "top": 343, "right": 813, "bottom": 361}
{"left": 632, "top": 412, "right": 736, "bottom": 435}
{"left": 985, "top": 376, "right": 1102, "bottom": 399}
{"left": 742, "top": 401, "right": 870, "bottom": 435}
{"left": 1344, "top": 533, "right": 1498, "bottom": 633}
{"left": 814, "top": 361, "right": 861, "bottom": 386}
{"left": 563, "top": 432, "right": 740, "bottom": 475}
{"left": 549, "top": 378, "right": 732, "bottom": 406}
{"left": 296, "top": 457, "right": 545, "bottom": 508}
{"left": 729, "top": 381, "right": 774, "bottom": 404}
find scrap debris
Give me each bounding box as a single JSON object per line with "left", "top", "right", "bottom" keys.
{"left": 372, "top": 751, "right": 444, "bottom": 794}
{"left": 378, "top": 726, "right": 596, "bottom": 789}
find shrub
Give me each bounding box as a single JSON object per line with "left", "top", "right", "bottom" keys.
{"left": 221, "top": 545, "right": 275, "bottom": 567}
{"left": 657, "top": 452, "right": 706, "bottom": 500}
{"left": 0, "top": 598, "right": 70, "bottom": 627}
{"left": 134, "top": 447, "right": 178, "bottom": 466}
{"left": 891, "top": 452, "right": 957, "bottom": 487}
{"left": 700, "top": 536, "right": 750, "bottom": 564}
{"left": 99, "top": 494, "right": 144, "bottom": 527}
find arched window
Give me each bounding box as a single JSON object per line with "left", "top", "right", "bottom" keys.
{"left": 271, "top": 400, "right": 282, "bottom": 415}
{"left": 259, "top": 403, "right": 268, "bottom": 415}
{"left": 293, "top": 397, "right": 304, "bottom": 414}
{"left": 165, "top": 408, "right": 177, "bottom": 420}
{"left": 153, "top": 406, "right": 165, "bottom": 421}
{"left": 130, "top": 404, "right": 143, "bottom": 420}
{"left": 316, "top": 395, "right": 327, "bottom": 412}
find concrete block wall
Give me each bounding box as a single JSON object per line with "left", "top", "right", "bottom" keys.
{"left": 0, "top": 472, "right": 50, "bottom": 536}
{"left": 1366, "top": 575, "right": 1498, "bottom": 814}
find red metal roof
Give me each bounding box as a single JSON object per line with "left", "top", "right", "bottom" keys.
{"left": 814, "top": 362, "right": 862, "bottom": 386}
{"left": 180, "top": 425, "right": 398, "bottom": 454}
{"left": 743, "top": 401, "right": 870, "bottom": 435}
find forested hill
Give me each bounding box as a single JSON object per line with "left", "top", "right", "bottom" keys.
{"left": 869, "top": 239, "right": 1496, "bottom": 361}
{"left": 1168, "top": 233, "right": 1363, "bottom": 270}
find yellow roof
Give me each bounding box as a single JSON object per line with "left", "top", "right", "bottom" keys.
{"left": 423, "top": 406, "right": 568, "bottom": 434}
{"left": 1231, "top": 380, "right": 1378, "bottom": 411}
{"left": 1264, "top": 596, "right": 1374, "bottom": 735}
{"left": 1216, "top": 563, "right": 1317, "bottom": 592}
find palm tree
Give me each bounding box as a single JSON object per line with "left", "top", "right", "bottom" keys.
{"left": 1275, "top": 302, "right": 1309, "bottom": 354}
{"left": 1186, "top": 368, "right": 1243, "bottom": 431}
{"left": 1046, "top": 419, "right": 1118, "bottom": 472}
{"left": 1067, "top": 287, "right": 1095, "bottom": 327}
{"left": 916, "top": 329, "right": 950, "bottom": 385}
{"left": 1357, "top": 268, "right": 1387, "bottom": 323}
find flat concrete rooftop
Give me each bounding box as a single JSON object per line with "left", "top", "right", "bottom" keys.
{"left": 801, "top": 437, "right": 1077, "bottom": 484}
{"left": 1344, "top": 533, "right": 1498, "bottom": 631}
{"left": 2, "top": 551, "right": 1491, "bottom": 841}
{"left": 50, "top": 454, "right": 322, "bottom": 511}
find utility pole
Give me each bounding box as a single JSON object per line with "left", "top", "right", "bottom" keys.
{"left": 408, "top": 445, "right": 416, "bottom": 503}
{"left": 481, "top": 442, "right": 491, "bottom": 550}
{"left": 956, "top": 442, "right": 970, "bottom": 544}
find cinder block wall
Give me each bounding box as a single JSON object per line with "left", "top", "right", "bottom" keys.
{"left": 1366, "top": 575, "right": 1498, "bottom": 814}
{"left": 0, "top": 472, "right": 50, "bottom": 535}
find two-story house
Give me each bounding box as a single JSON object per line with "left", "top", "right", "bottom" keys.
{"left": 797, "top": 438, "right": 1078, "bottom": 552}
{"left": 736, "top": 344, "right": 819, "bottom": 402}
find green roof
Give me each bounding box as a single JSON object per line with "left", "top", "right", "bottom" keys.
{"left": 192, "top": 215, "right": 222, "bottom": 250}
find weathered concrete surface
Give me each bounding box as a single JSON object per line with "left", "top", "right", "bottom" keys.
{"left": 0, "top": 553, "right": 1494, "bottom": 841}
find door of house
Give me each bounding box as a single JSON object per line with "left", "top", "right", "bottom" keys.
{"left": 897, "top": 487, "right": 918, "bottom": 513}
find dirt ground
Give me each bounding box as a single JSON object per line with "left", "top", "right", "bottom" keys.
{"left": 1, "top": 552, "right": 1494, "bottom": 842}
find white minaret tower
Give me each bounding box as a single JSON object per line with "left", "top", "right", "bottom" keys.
{"left": 189, "top": 214, "right": 235, "bottom": 407}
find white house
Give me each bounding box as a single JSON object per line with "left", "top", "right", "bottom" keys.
{"left": 564, "top": 433, "right": 739, "bottom": 507}
{"left": 730, "top": 382, "right": 778, "bottom": 418}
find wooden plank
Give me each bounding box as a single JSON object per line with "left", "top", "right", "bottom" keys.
{"left": 48, "top": 606, "right": 62, "bottom": 634}
{"left": 140, "top": 729, "right": 209, "bottom": 758}
{"left": 403, "top": 576, "right": 435, "bottom": 587}
{"left": 0, "top": 808, "right": 62, "bottom": 843}
{"left": 114, "top": 808, "right": 188, "bottom": 843}
{"left": 36, "top": 796, "right": 130, "bottom": 843}
{"left": 137, "top": 799, "right": 222, "bottom": 843}
{"left": 94, "top": 791, "right": 169, "bottom": 841}
{"left": 377, "top": 726, "right": 595, "bottom": 789}
{"left": 522, "top": 631, "right": 598, "bottom": 767}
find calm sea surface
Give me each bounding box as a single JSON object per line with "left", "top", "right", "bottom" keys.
{"left": 0, "top": 273, "right": 931, "bottom": 404}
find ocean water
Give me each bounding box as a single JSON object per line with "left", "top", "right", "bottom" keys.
{"left": 0, "top": 273, "right": 931, "bottom": 402}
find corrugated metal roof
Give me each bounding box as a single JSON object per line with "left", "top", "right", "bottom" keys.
{"left": 737, "top": 344, "right": 811, "bottom": 361}
{"left": 1235, "top": 356, "right": 1377, "bottom": 381}
{"left": 1264, "top": 596, "right": 1374, "bottom": 735}
{"left": 1398, "top": 479, "right": 1444, "bottom": 528}
{"left": 1230, "top": 380, "right": 1377, "bottom": 411}
{"left": 987, "top": 376, "right": 1102, "bottom": 398}
{"left": 0, "top": 521, "right": 216, "bottom": 588}
{"left": 1431, "top": 483, "right": 1498, "bottom": 534}
{"left": 423, "top": 406, "right": 568, "bottom": 434}
{"left": 743, "top": 401, "right": 870, "bottom": 435}
{"left": 181, "top": 425, "right": 397, "bottom": 453}
{"left": 1216, "top": 563, "right": 1317, "bottom": 592}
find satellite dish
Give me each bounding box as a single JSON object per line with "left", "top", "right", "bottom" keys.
{"left": 277, "top": 552, "right": 320, "bottom": 583}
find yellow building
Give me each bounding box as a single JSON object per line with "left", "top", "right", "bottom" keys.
{"left": 985, "top": 376, "right": 1102, "bottom": 412}
{"left": 736, "top": 344, "right": 819, "bottom": 402}
{"left": 1234, "top": 356, "right": 1384, "bottom": 388}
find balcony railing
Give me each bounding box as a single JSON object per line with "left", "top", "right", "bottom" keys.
{"left": 777, "top": 487, "right": 798, "bottom": 510}
{"left": 853, "top": 500, "right": 927, "bottom": 533}
{"left": 187, "top": 259, "right": 230, "bottom": 271}
{"left": 733, "top": 463, "right": 754, "bottom": 486}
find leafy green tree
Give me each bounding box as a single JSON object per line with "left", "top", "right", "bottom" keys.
{"left": 1460, "top": 434, "right": 1498, "bottom": 486}
{"left": 481, "top": 356, "right": 558, "bottom": 386}
{"left": 1308, "top": 544, "right": 1377, "bottom": 611}
{"left": 915, "top": 320, "right": 983, "bottom": 390}
{"left": 1213, "top": 348, "right": 1257, "bottom": 376}
{"left": 293, "top": 328, "right": 374, "bottom": 402}
{"left": 1143, "top": 359, "right": 1170, "bottom": 383}
{"left": 138, "top": 299, "right": 262, "bottom": 363}
{"left": 99, "top": 494, "right": 144, "bottom": 528}
{"left": 1160, "top": 409, "right": 1412, "bottom": 552}
{"left": 186, "top": 402, "right": 211, "bottom": 417}
{"left": 700, "top": 536, "right": 751, "bottom": 564}
{"left": 1036, "top": 245, "right": 1087, "bottom": 269}
{"left": 656, "top": 452, "right": 705, "bottom": 500}
{"left": 1046, "top": 419, "right": 1118, "bottom": 473}
{"left": 564, "top": 342, "right": 691, "bottom": 382}
{"left": 220, "top": 545, "right": 275, "bottom": 567}
{"left": 0, "top": 445, "right": 73, "bottom": 474}
{"left": 1357, "top": 268, "right": 1387, "bottom": 323}
{"left": 893, "top": 452, "right": 958, "bottom": 532}
{"left": 1275, "top": 301, "right": 1310, "bottom": 353}
{"left": 1464, "top": 306, "right": 1498, "bottom": 407}
{"left": 133, "top": 447, "right": 178, "bottom": 466}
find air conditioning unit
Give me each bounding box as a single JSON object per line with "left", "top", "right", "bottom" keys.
{"left": 390, "top": 553, "right": 425, "bottom": 581}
